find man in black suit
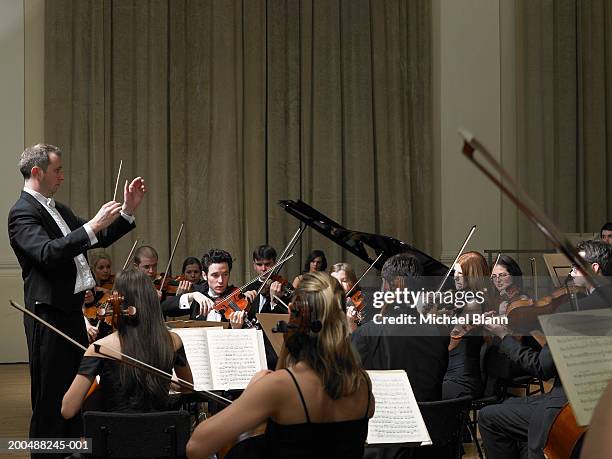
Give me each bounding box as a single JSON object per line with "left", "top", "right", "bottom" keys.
{"left": 352, "top": 253, "right": 450, "bottom": 459}
{"left": 479, "top": 240, "right": 612, "bottom": 459}
{"left": 8, "top": 143, "right": 145, "bottom": 455}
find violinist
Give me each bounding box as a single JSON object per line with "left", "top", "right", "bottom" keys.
{"left": 492, "top": 255, "right": 530, "bottom": 315}
{"left": 330, "top": 262, "right": 362, "bottom": 332}
{"left": 478, "top": 240, "right": 612, "bottom": 459}
{"left": 181, "top": 256, "right": 204, "bottom": 286}
{"left": 442, "top": 251, "right": 491, "bottom": 400}
{"left": 83, "top": 252, "right": 115, "bottom": 342}
{"left": 599, "top": 222, "right": 612, "bottom": 245}
{"left": 133, "top": 245, "right": 159, "bottom": 281}
{"left": 164, "top": 249, "right": 256, "bottom": 328}
{"left": 186, "top": 272, "right": 374, "bottom": 459}
{"left": 246, "top": 245, "right": 286, "bottom": 319}
{"left": 292, "top": 249, "right": 327, "bottom": 288}
{"left": 61, "top": 268, "right": 193, "bottom": 418}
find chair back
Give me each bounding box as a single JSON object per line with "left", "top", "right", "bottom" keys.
{"left": 83, "top": 410, "right": 191, "bottom": 458}
{"left": 414, "top": 395, "right": 472, "bottom": 459}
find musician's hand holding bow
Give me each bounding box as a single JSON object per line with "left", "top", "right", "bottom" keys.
{"left": 482, "top": 311, "right": 511, "bottom": 339}
{"left": 269, "top": 281, "right": 282, "bottom": 299}
{"left": 175, "top": 279, "right": 192, "bottom": 297}
{"left": 188, "top": 292, "right": 215, "bottom": 318}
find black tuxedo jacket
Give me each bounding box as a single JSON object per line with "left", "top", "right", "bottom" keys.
{"left": 8, "top": 191, "right": 135, "bottom": 313}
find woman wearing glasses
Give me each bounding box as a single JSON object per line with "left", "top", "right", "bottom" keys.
{"left": 490, "top": 255, "right": 530, "bottom": 316}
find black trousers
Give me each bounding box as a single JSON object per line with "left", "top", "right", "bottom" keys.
{"left": 24, "top": 304, "right": 88, "bottom": 459}
{"left": 479, "top": 395, "right": 541, "bottom": 459}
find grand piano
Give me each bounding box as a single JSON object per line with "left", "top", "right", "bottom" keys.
{"left": 280, "top": 200, "right": 448, "bottom": 277}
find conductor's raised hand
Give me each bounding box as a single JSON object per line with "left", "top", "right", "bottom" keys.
{"left": 122, "top": 177, "right": 147, "bottom": 215}
{"left": 88, "top": 201, "right": 122, "bottom": 233}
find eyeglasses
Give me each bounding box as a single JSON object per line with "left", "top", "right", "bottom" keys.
{"left": 490, "top": 273, "right": 510, "bottom": 280}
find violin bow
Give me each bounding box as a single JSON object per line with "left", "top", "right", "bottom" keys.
{"left": 122, "top": 239, "right": 139, "bottom": 271}
{"left": 9, "top": 299, "right": 231, "bottom": 406}
{"left": 436, "top": 225, "right": 477, "bottom": 293}
{"left": 158, "top": 223, "right": 184, "bottom": 294}
{"left": 256, "top": 226, "right": 305, "bottom": 297}
{"left": 459, "top": 129, "right": 611, "bottom": 304}
{"left": 112, "top": 159, "right": 123, "bottom": 202}
{"left": 346, "top": 252, "right": 384, "bottom": 298}
{"left": 218, "top": 253, "right": 296, "bottom": 304}
{"left": 530, "top": 257, "right": 539, "bottom": 299}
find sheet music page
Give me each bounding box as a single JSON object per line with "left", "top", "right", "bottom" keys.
{"left": 366, "top": 370, "right": 431, "bottom": 446}
{"left": 539, "top": 309, "right": 612, "bottom": 426}
{"left": 170, "top": 327, "right": 221, "bottom": 391}
{"left": 207, "top": 328, "right": 266, "bottom": 390}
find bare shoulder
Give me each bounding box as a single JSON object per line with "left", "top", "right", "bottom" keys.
{"left": 169, "top": 331, "right": 184, "bottom": 350}
{"left": 87, "top": 332, "right": 119, "bottom": 357}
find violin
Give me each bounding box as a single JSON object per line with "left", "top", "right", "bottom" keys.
{"left": 505, "top": 284, "right": 586, "bottom": 332}
{"left": 262, "top": 274, "right": 295, "bottom": 299}
{"left": 155, "top": 274, "right": 189, "bottom": 296}
{"left": 348, "top": 290, "right": 365, "bottom": 312}
{"left": 213, "top": 288, "right": 252, "bottom": 322}
{"left": 96, "top": 274, "right": 115, "bottom": 293}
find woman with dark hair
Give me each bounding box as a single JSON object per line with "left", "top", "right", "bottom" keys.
{"left": 491, "top": 254, "right": 529, "bottom": 315}
{"left": 61, "top": 269, "right": 193, "bottom": 417}
{"left": 292, "top": 250, "right": 327, "bottom": 289}
{"left": 182, "top": 256, "right": 203, "bottom": 285}
{"left": 186, "top": 272, "right": 374, "bottom": 458}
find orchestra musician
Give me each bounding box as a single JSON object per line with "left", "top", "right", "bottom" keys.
{"left": 181, "top": 256, "right": 204, "bottom": 286}
{"left": 352, "top": 253, "right": 449, "bottom": 402}
{"left": 442, "top": 251, "right": 490, "bottom": 400}
{"left": 83, "top": 252, "right": 115, "bottom": 342}
{"left": 479, "top": 240, "right": 612, "bottom": 459}
{"left": 292, "top": 249, "right": 327, "bottom": 288}
{"left": 61, "top": 268, "right": 193, "bottom": 418}
{"left": 8, "top": 143, "right": 145, "bottom": 455}
{"left": 246, "top": 245, "right": 286, "bottom": 319}
{"left": 330, "top": 262, "right": 362, "bottom": 332}
{"left": 186, "top": 271, "right": 374, "bottom": 458}
{"left": 599, "top": 222, "right": 612, "bottom": 245}
{"left": 491, "top": 255, "right": 530, "bottom": 316}
{"left": 162, "top": 249, "right": 256, "bottom": 328}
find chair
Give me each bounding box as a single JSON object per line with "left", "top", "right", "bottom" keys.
{"left": 414, "top": 395, "right": 472, "bottom": 459}
{"left": 82, "top": 410, "right": 191, "bottom": 458}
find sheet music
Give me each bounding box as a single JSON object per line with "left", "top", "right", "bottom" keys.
{"left": 170, "top": 327, "right": 221, "bottom": 391}
{"left": 366, "top": 370, "right": 431, "bottom": 446}
{"left": 207, "top": 329, "right": 267, "bottom": 390}
{"left": 540, "top": 309, "right": 612, "bottom": 426}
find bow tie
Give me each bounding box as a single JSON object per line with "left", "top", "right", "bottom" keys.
{"left": 46, "top": 197, "right": 55, "bottom": 208}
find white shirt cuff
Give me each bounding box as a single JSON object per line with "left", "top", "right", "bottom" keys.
{"left": 179, "top": 294, "right": 191, "bottom": 310}
{"left": 83, "top": 223, "right": 98, "bottom": 245}
{"left": 120, "top": 211, "right": 135, "bottom": 224}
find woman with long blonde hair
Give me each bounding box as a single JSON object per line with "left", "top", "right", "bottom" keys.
{"left": 186, "top": 271, "right": 374, "bottom": 458}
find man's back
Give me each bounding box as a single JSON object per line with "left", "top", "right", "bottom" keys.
{"left": 352, "top": 311, "right": 450, "bottom": 402}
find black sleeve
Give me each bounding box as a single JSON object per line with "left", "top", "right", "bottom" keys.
{"left": 78, "top": 355, "right": 105, "bottom": 377}
{"left": 499, "top": 336, "right": 557, "bottom": 380}
{"left": 174, "top": 345, "right": 188, "bottom": 367}
{"left": 8, "top": 206, "right": 92, "bottom": 267}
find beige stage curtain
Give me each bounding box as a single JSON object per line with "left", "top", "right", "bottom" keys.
{"left": 45, "top": 0, "right": 435, "bottom": 283}
{"left": 510, "top": 0, "right": 612, "bottom": 251}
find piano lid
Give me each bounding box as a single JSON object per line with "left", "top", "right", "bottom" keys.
{"left": 279, "top": 200, "right": 448, "bottom": 275}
